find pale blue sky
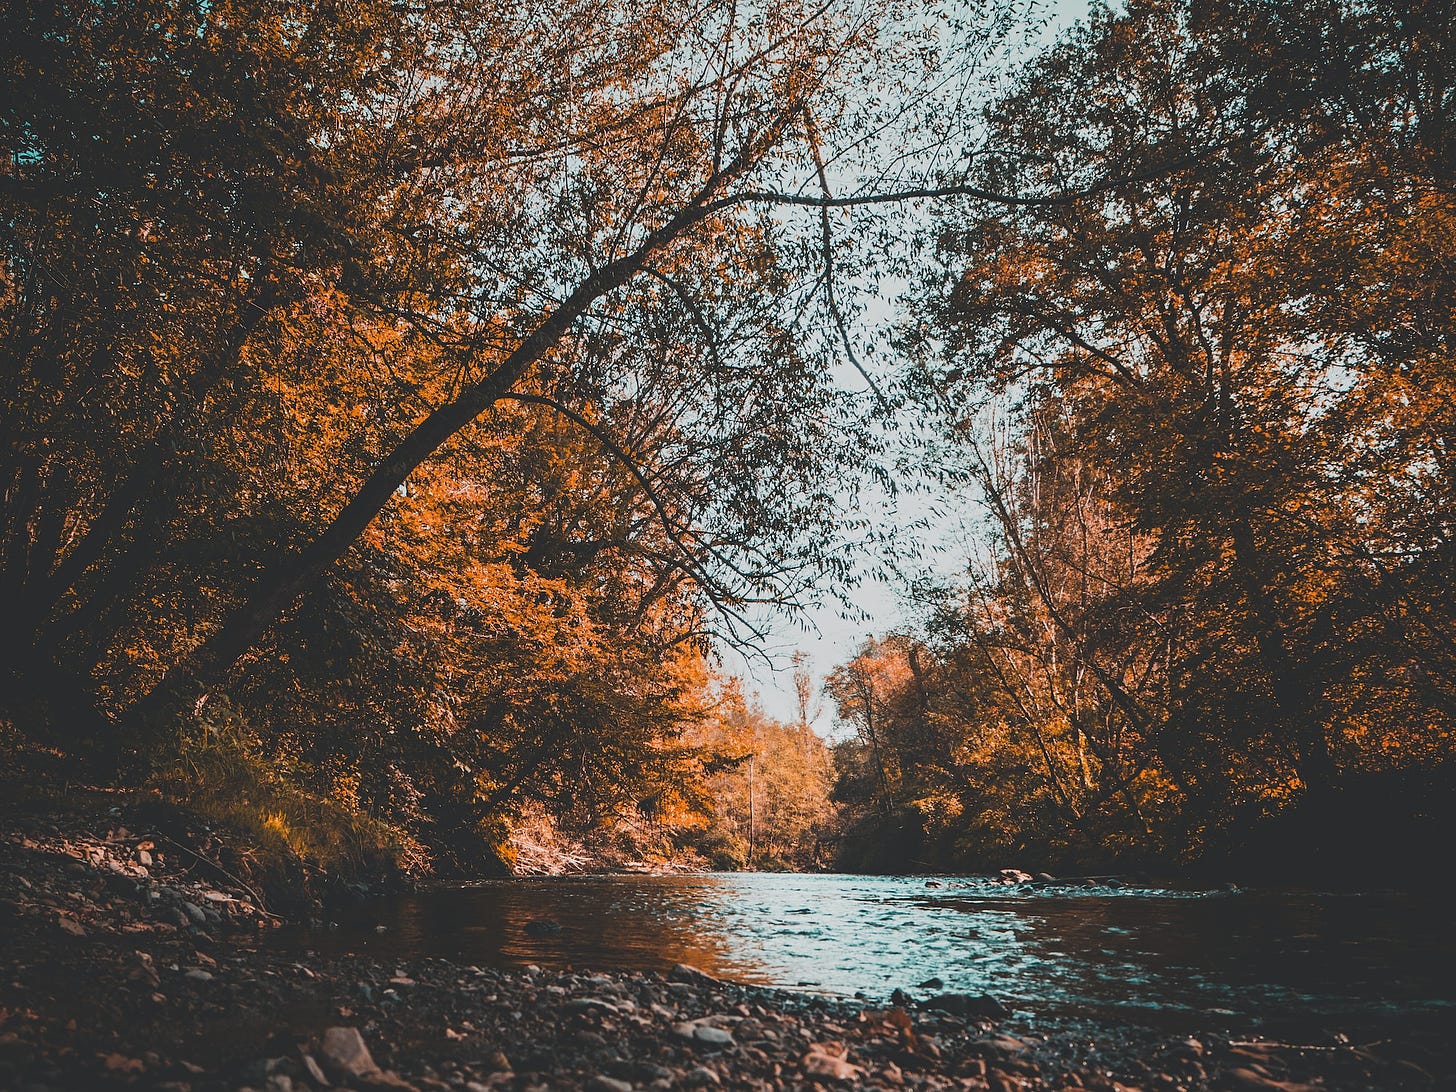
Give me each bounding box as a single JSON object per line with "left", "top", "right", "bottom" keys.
{"left": 726, "top": 0, "right": 1098, "bottom": 730}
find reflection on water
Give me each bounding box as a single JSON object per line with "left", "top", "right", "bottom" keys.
{"left": 273, "top": 874, "right": 1456, "bottom": 1031}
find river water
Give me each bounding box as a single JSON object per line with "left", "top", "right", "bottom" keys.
{"left": 278, "top": 873, "right": 1455, "bottom": 1035}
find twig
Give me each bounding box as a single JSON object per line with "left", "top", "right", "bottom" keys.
{"left": 152, "top": 833, "right": 281, "bottom": 919}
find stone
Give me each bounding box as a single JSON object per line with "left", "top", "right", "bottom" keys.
{"left": 692, "top": 1026, "right": 734, "bottom": 1047}
{"left": 184, "top": 968, "right": 214, "bottom": 982}
{"left": 183, "top": 903, "right": 208, "bottom": 925}
{"left": 686, "top": 1066, "right": 721, "bottom": 1086}
{"left": 969, "top": 1035, "right": 1029, "bottom": 1059}
{"left": 523, "top": 919, "right": 562, "bottom": 936}
{"left": 802, "top": 1052, "right": 864, "bottom": 1081}
{"left": 924, "top": 993, "right": 1010, "bottom": 1020}
{"left": 668, "top": 962, "right": 718, "bottom": 984}
{"left": 999, "top": 869, "right": 1033, "bottom": 884}
{"left": 300, "top": 1053, "right": 330, "bottom": 1086}
{"left": 103, "top": 1053, "right": 146, "bottom": 1074}
{"left": 319, "top": 1028, "right": 380, "bottom": 1081}
{"left": 585, "top": 1077, "right": 633, "bottom": 1092}
{"left": 691, "top": 1015, "right": 739, "bottom": 1030}
{"left": 565, "top": 998, "right": 619, "bottom": 1015}
{"left": 56, "top": 915, "right": 86, "bottom": 937}
{"left": 916, "top": 977, "right": 944, "bottom": 990}
{"left": 733, "top": 1018, "right": 765, "bottom": 1041}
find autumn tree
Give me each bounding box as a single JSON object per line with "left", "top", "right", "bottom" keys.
{"left": 880, "top": 0, "right": 1456, "bottom": 867}
{"left": 682, "top": 682, "right": 836, "bottom": 870}
{"left": 5, "top": 0, "right": 1005, "bottom": 769}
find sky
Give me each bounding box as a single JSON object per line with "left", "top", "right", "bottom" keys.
{"left": 722, "top": 0, "right": 1097, "bottom": 733}
{"left": 725, "top": 423, "right": 1003, "bottom": 735}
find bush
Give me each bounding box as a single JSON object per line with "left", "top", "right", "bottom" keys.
{"left": 148, "top": 698, "right": 426, "bottom": 903}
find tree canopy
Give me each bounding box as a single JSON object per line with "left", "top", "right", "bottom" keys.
{"left": 825, "top": 0, "right": 1456, "bottom": 874}
{"left": 5, "top": 0, "right": 1451, "bottom": 879}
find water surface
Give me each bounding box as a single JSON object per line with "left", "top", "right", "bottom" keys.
{"left": 275, "top": 873, "right": 1456, "bottom": 1034}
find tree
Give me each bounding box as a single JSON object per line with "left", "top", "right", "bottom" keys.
{"left": 685, "top": 682, "right": 836, "bottom": 870}
{"left": 902, "top": 0, "right": 1456, "bottom": 858}
{"left": 2, "top": 0, "right": 941, "bottom": 765}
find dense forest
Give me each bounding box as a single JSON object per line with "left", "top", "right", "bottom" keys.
{"left": 825, "top": 0, "right": 1456, "bottom": 879}
{"left": 3, "top": 0, "right": 1452, "bottom": 885}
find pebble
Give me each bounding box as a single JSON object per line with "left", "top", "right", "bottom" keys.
{"left": 692, "top": 1026, "right": 734, "bottom": 1047}
{"left": 972, "top": 1034, "right": 1029, "bottom": 1058}
{"left": 585, "top": 1077, "right": 633, "bottom": 1092}
{"left": 564, "top": 998, "right": 618, "bottom": 1014}
{"left": 924, "top": 992, "right": 1010, "bottom": 1019}
{"left": 300, "top": 1053, "right": 329, "bottom": 1085}
{"left": 668, "top": 962, "right": 717, "bottom": 984}
{"left": 802, "top": 1051, "right": 864, "bottom": 1081}
{"left": 320, "top": 1027, "right": 390, "bottom": 1085}
{"left": 55, "top": 915, "right": 86, "bottom": 937}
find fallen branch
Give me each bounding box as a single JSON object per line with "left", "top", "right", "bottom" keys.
{"left": 152, "top": 833, "right": 281, "bottom": 919}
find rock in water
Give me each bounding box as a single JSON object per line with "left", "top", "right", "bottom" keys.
{"left": 668, "top": 962, "right": 718, "bottom": 984}
{"left": 523, "top": 919, "right": 562, "bottom": 936}
{"left": 923, "top": 993, "right": 1010, "bottom": 1019}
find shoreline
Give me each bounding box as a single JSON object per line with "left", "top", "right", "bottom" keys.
{"left": 3, "top": 804, "right": 1452, "bottom": 1090}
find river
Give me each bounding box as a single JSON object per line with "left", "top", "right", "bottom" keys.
{"left": 275, "top": 873, "right": 1456, "bottom": 1036}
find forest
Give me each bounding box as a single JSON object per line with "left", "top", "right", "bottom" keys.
{"left": 3, "top": 0, "right": 1453, "bottom": 888}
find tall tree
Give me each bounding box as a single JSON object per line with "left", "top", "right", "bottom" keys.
{"left": 5, "top": 0, "right": 1003, "bottom": 765}
{"left": 911, "top": 0, "right": 1456, "bottom": 852}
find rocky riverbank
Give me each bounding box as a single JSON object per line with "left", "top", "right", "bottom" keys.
{"left": 3, "top": 804, "right": 1452, "bottom": 1091}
